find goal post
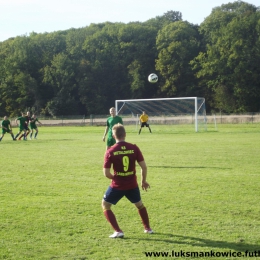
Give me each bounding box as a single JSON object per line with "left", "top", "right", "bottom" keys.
{"left": 115, "top": 97, "right": 207, "bottom": 132}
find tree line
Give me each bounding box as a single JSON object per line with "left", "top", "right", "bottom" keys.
{"left": 0, "top": 1, "right": 259, "bottom": 117}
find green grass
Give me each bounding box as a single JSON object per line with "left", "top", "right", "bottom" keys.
{"left": 0, "top": 124, "right": 260, "bottom": 259}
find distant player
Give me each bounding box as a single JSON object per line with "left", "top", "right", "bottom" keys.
{"left": 29, "top": 114, "right": 42, "bottom": 139}
{"left": 102, "top": 123, "right": 153, "bottom": 238}
{"left": 14, "top": 113, "right": 28, "bottom": 140}
{"left": 0, "top": 116, "right": 16, "bottom": 141}
{"left": 102, "top": 107, "right": 123, "bottom": 150}
{"left": 18, "top": 111, "right": 31, "bottom": 140}
{"left": 139, "top": 111, "right": 152, "bottom": 134}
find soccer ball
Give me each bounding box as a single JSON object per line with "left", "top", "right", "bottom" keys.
{"left": 148, "top": 73, "right": 158, "bottom": 83}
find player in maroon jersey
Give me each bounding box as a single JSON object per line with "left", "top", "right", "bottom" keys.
{"left": 102, "top": 123, "right": 153, "bottom": 238}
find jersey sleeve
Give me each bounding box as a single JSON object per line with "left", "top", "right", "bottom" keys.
{"left": 103, "top": 151, "right": 112, "bottom": 168}
{"left": 135, "top": 145, "right": 144, "bottom": 162}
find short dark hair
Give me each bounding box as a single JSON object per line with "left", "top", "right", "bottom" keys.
{"left": 112, "top": 123, "right": 125, "bottom": 139}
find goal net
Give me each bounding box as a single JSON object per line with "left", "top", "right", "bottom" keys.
{"left": 115, "top": 97, "right": 207, "bottom": 132}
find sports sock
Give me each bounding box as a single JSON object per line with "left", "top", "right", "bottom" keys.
{"left": 35, "top": 132, "right": 38, "bottom": 138}
{"left": 11, "top": 134, "right": 15, "bottom": 140}
{"left": 103, "top": 209, "right": 122, "bottom": 232}
{"left": 138, "top": 206, "right": 150, "bottom": 230}
{"left": 30, "top": 133, "right": 33, "bottom": 138}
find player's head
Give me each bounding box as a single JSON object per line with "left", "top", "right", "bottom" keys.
{"left": 27, "top": 111, "right": 30, "bottom": 116}
{"left": 112, "top": 123, "right": 126, "bottom": 140}
{"left": 4, "top": 116, "right": 7, "bottom": 120}
{"left": 142, "top": 111, "right": 145, "bottom": 114}
{"left": 109, "top": 107, "right": 116, "bottom": 117}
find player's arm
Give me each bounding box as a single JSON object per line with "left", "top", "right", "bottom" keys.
{"left": 103, "top": 126, "right": 108, "bottom": 142}
{"left": 138, "top": 160, "right": 150, "bottom": 191}
{"left": 103, "top": 168, "right": 114, "bottom": 179}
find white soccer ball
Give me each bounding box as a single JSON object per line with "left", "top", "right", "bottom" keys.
{"left": 148, "top": 73, "right": 158, "bottom": 83}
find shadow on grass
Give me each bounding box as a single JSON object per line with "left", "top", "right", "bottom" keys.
{"left": 150, "top": 166, "right": 232, "bottom": 169}
{"left": 130, "top": 233, "right": 259, "bottom": 252}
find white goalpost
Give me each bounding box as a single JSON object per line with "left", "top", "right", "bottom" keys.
{"left": 115, "top": 97, "right": 207, "bottom": 132}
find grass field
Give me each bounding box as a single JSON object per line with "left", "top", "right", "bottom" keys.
{"left": 0, "top": 124, "right": 259, "bottom": 260}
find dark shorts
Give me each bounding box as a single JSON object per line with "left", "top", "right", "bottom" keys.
{"left": 141, "top": 122, "right": 149, "bottom": 127}
{"left": 106, "top": 136, "right": 116, "bottom": 147}
{"left": 103, "top": 186, "right": 141, "bottom": 205}
{"left": 2, "top": 128, "right": 11, "bottom": 134}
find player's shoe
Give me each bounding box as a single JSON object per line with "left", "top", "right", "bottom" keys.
{"left": 109, "top": 231, "right": 124, "bottom": 238}
{"left": 144, "top": 229, "right": 154, "bottom": 234}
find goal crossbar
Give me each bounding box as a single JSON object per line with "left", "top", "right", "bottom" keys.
{"left": 115, "top": 97, "right": 206, "bottom": 132}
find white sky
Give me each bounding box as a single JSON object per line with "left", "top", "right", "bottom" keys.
{"left": 0, "top": 0, "right": 259, "bottom": 42}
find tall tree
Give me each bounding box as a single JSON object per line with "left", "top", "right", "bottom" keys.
{"left": 193, "top": 1, "right": 260, "bottom": 112}
{"left": 156, "top": 21, "right": 201, "bottom": 97}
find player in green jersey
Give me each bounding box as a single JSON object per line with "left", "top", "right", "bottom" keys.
{"left": 102, "top": 107, "right": 123, "bottom": 150}
{"left": 14, "top": 113, "right": 28, "bottom": 140}
{"left": 18, "top": 111, "right": 31, "bottom": 140}
{"left": 0, "top": 116, "right": 16, "bottom": 141}
{"left": 29, "top": 114, "right": 42, "bottom": 139}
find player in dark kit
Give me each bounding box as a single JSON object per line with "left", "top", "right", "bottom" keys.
{"left": 102, "top": 107, "right": 123, "bottom": 150}
{"left": 18, "top": 111, "right": 31, "bottom": 140}
{"left": 102, "top": 123, "right": 153, "bottom": 238}
{"left": 14, "top": 113, "right": 28, "bottom": 140}
{"left": 0, "top": 116, "right": 16, "bottom": 141}
{"left": 29, "top": 114, "right": 42, "bottom": 139}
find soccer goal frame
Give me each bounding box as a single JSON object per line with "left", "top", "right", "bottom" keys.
{"left": 115, "top": 97, "right": 206, "bottom": 132}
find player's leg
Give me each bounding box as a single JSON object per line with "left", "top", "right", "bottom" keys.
{"left": 102, "top": 186, "right": 124, "bottom": 238}
{"left": 34, "top": 128, "right": 38, "bottom": 139}
{"left": 23, "top": 130, "right": 27, "bottom": 140}
{"left": 139, "top": 123, "right": 144, "bottom": 134}
{"left": 0, "top": 133, "right": 4, "bottom": 141}
{"left": 9, "top": 130, "right": 15, "bottom": 140}
{"left": 30, "top": 129, "right": 33, "bottom": 139}
{"left": 135, "top": 200, "right": 153, "bottom": 233}
{"left": 147, "top": 124, "right": 152, "bottom": 133}
{"left": 126, "top": 188, "right": 153, "bottom": 233}
{"left": 14, "top": 130, "right": 21, "bottom": 140}
{"left": 26, "top": 129, "right": 30, "bottom": 137}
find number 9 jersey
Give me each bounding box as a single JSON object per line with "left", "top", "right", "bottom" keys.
{"left": 103, "top": 142, "right": 144, "bottom": 190}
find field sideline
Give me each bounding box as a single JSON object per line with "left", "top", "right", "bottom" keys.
{"left": 0, "top": 124, "right": 259, "bottom": 259}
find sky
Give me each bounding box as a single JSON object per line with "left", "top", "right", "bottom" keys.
{"left": 0, "top": 0, "right": 259, "bottom": 42}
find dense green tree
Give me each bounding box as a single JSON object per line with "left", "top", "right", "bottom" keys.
{"left": 192, "top": 1, "right": 260, "bottom": 112}
{"left": 0, "top": 3, "right": 260, "bottom": 116}
{"left": 155, "top": 21, "right": 201, "bottom": 97}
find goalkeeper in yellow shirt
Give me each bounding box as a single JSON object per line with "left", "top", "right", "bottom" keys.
{"left": 139, "top": 111, "right": 152, "bottom": 134}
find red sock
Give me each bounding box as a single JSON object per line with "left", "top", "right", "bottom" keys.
{"left": 103, "top": 209, "right": 122, "bottom": 232}
{"left": 138, "top": 206, "right": 150, "bottom": 230}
